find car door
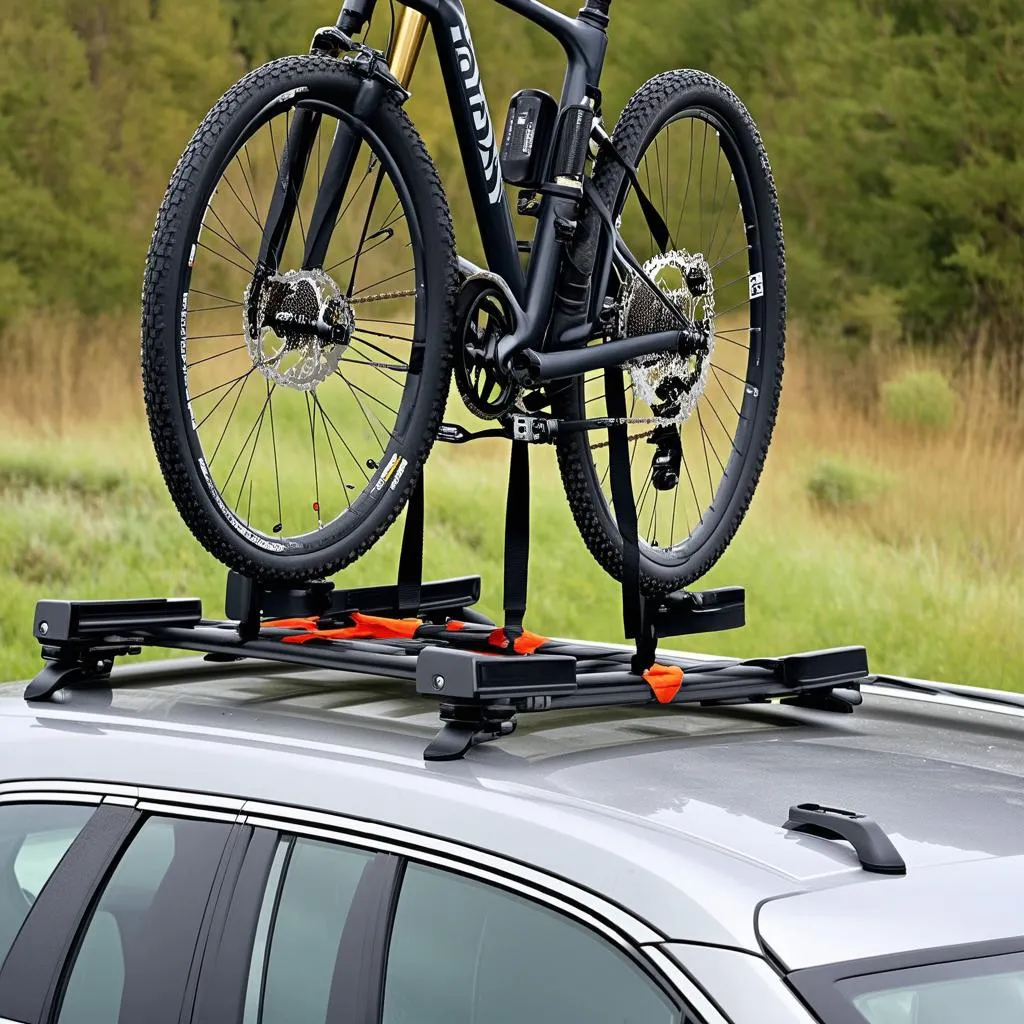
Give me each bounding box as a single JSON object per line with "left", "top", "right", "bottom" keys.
{"left": 195, "top": 803, "right": 724, "bottom": 1024}
{"left": 0, "top": 789, "right": 238, "bottom": 1024}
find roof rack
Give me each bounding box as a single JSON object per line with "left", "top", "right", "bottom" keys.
{"left": 26, "top": 570, "right": 869, "bottom": 761}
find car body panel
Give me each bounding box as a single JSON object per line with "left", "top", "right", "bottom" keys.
{"left": 758, "top": 855, "right": 1024, "bottom": 970}
{"left": 1, "top": 659, "right": 1023, "bottom": 965}
{"left": 661, "top": 944, "right": 815, "bottom": 1023}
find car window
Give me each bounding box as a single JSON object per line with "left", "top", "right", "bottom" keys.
{"left": 383, "top": 862, "right": 680, "bottom": 1024}
{"left": 57, "top": 814, "right": 233, "bottom": 1024}
{"left": 839, "top": 956, "right": 1024, "bottom": 1024}
{"left": 0, "top": 802, "right": 94, "bottom": 972}
{"left": 243, "top": 836, "right": 374, "bottom": 1024}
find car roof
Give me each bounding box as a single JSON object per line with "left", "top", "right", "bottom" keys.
{"left": 1, "top": 657, "right": 1022, "bottom": 965}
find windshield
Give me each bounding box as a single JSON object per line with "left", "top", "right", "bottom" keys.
{"left": 797, "top": 951, "right": 1024, "bottom": 1024}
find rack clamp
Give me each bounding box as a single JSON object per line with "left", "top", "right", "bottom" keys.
{"left": 25, "top": 598, "right": 203, "bottom": 702}
{"left": 416, "top": 647, "right": 578, "bottom": 760}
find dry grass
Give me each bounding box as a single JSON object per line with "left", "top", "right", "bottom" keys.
{"left": 777, "top": 341, "right": 1024, "bottom": 580}
{"left": 1, "top": 309, "right": 144, "bottom": 431}
{"left": 1, "top": 313, "right": 1021, "bottom": 686}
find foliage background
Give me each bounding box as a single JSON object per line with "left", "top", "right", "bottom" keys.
{"left": 0, "top": 0, "right": 1021, "bottom": 685}
{"left": 3, "top": 0, "right": 1024, "bottom": 368}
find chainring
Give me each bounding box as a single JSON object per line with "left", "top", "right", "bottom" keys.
{"left": 453, "top": 286, "right": 521, "bottom": 420}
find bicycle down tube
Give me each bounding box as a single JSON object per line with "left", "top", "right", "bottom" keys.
{"left": 259, "top": 0, "right": 693, "bottom": 381}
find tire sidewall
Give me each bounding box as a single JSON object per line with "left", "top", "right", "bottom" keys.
{"left": 554, "top": 71, "right": 786, "bottom": 594}
{"left": 143, "top": 57, "right": 454, "bottom": 581}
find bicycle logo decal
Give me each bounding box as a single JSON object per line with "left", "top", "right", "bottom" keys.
{"left": 451, "top": 18, "right": 503, "bottom": 205}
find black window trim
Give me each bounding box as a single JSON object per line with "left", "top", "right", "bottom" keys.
{"left": 44, "top": 813, "right": 246, "bottom": 1024}
{"left": 0, "top": 801, "right": 139, "bottom": 1024}
{"left": 788, "top": 936, "right": 1024, "bottom": 1024}
{"left": 192, "top": 826, "right": 280, "bottom": 1024}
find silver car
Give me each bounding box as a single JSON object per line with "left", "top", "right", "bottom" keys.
{"left": 0, "top": 659, "right": 1022, "bottom": 1024}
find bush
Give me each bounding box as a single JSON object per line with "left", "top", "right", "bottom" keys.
{"left": 806, "top": 458, "right": 893, "bottom": 512}
{"left": 881, "top": 369, "right": 956, "bottom": 431}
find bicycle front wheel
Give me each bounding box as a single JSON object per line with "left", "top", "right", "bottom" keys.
{"left": 554, "top": 70, "right": 786, "bottom": 595}
{"left": 142, "top": 56, "right": 457, "bottom": 583}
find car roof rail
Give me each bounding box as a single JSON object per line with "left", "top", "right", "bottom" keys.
{"left": 783, "top": 803, "right": 906, "bottom": 875}
{"left": 24, "top": 572, "right": 871, "bottom": 762}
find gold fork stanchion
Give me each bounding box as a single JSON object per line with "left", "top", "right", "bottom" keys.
{"left": 387, "top": 5, "right": 429, "bottom": 89}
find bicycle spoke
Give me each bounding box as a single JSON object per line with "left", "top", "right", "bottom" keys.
{"left": 312, "top": 392, "right": 354, "bottom": 511}
{"left": 223, "top": 386, "right": 273, "bottom": 496}
{"left": 305, "top": 392, "right": 322, "bottom": 528}
{"left": 351, "top": 266, "right": 414, "bottom": 297}
{"left": 315, "top": 393, "right": 371, "bottom": 484}
{"left": 210, "top": 370, "right": 252, "bottom": 465}
{"left": 220, "top": 170, "right": 264, "bottom": 234}
{"left": 197, "top": 241, "right": 253, "bottom": 278}
{"left": 697, "top": 405, "right": 725, "bottom": 475}
{"left": 710, "top": 366, "right": 744, "bottom": 419}
{"left": 267, "top": 382, "right": 284, "bottom": 533}
{"left": 186, "top": 344, "right": 247, "bottom": 369}
{"left": 240, "top": 145, "right": 263, "bottom": 224}
{"left": 206, "top": 205, "right": 255, "bottom": 266}
{"left": 336, "top": 371, "right": 393, "bottom": 451}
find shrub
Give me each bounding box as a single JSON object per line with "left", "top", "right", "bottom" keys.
{"left": 806, "top": 458, "right": 893, "bottom": 512}
{"left": 881, "top": 369, "right": 956, "bottom": 431}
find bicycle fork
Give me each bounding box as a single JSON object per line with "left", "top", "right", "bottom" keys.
{"left": 255, "top": 7, "right": 425, "bottom": 284}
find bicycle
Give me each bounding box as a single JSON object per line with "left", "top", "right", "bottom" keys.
{"left": 141, "top": 0, "right": 785, "bottom": 597}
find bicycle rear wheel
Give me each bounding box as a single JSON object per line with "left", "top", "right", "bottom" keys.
{"left": 554, "top": 70, "right": 786, "bottom": 595}
{"left": 142, "top": 56, "right": 457, "bottom": 582}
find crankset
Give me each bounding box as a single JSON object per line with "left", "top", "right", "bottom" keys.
{"left": 454, "top": 285, "right": 521, "bottom": 420}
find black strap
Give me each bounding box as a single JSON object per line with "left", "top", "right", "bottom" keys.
{"left": 502, "top": 440, "right": 530, "bottom": 639}
{"left": 396, "top": 472, "right": 424, "bottom": 617}
{"left": 604, "top": 367, "right": 658, "bottom": 673}
{"left": 604, "top": 367, "right": 643, "bottom": 641}
{"left": 595, "top": 133, "right": 672, "bottom": 253}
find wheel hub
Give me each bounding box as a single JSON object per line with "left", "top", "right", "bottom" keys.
{"left": 243, "top": 268, "right": 355, "bottom": 391}
{"left": 618, "top": 250, "right": 716, "bottom": 423}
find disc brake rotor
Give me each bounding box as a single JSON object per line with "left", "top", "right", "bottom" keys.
{"left": 243, "top": 268, "right": 355, "bottom": 391}
{"left": 618, "top": 251, "right": 716, "bottom": 424}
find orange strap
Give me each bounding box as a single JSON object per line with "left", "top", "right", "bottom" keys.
{"left": 267, "top": 612, "right": 422, "bottom": 644}
{"left": 263, "top": 617, "right": 320, "bottom": 630}
{"left": 445, "top": 620, "right": 467, "bottom": 632}
{"left": 487, "top": 628, "right": 551, "bottom": 655}
{"left": 643, "top": 664, "right": 684, "bottom": 704}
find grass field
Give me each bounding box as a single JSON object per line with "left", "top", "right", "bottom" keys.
{"left": 1, "top": 314, "right": 1021, "bottom": 688}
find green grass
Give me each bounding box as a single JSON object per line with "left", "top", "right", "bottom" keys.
{"left": 1, "top": 426, "right": 1021, "bottom": 689}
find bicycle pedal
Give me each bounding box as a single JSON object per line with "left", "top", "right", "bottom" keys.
{"left": 511, "top": 415, "right": 557, "bottom": 444}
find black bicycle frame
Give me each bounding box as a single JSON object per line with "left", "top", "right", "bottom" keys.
{"left": 259, "top": 0, "right": 693, "bottom": 385}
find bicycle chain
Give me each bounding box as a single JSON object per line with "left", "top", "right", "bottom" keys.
{"left": 587, "top": 420, "right": 666, "bottom": 449}
{"left": 349, "top": 287, "right": 417, "bottom": 305}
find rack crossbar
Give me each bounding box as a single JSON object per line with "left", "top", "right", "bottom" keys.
{"left": 26, "top": 580, "right": 869, "bottom": 761}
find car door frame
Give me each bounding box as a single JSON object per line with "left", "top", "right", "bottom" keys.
{"left": 0, "top": 783, "right": 248, "bottom": 1024}
{"left": 0, "top": 780, "right": 729, "bottom": 1024}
